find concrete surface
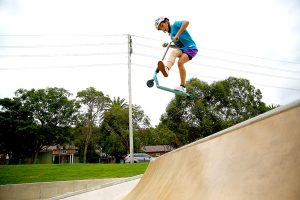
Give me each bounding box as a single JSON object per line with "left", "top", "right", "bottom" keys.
{"left": 122, "top": 100, "right": 300, "bottom": 200}
{"left": 50, "top": 175, "right": 142, "bottom": 200}
{"left": 0, "top": 177, "right": 128, "bottom": 200}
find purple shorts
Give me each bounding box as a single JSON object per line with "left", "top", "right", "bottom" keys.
{"left": 183, "top": 49, "right": 198, "bottom": 60}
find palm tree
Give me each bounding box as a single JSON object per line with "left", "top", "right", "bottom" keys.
{"left": 108, "top": 97, "right": 128, "bottom": 110}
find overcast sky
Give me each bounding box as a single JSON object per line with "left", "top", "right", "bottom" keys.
{"left": 0, "top": 0, "right": 299, "bottom": 126}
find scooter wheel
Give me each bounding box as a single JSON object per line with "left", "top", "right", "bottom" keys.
{"left": 146, "top": 80, "right": 154, "bottom": 88}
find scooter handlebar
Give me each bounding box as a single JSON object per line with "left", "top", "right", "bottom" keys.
{"left": 161, "top": 41, "right": 173, "bottom": 61}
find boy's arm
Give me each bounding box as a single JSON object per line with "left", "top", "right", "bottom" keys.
{"left": 173, "top": 20, "right": 189, "bottom": 42}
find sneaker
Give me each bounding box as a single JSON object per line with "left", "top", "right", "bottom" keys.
{"left": 174, "top": 85, "right": 186, "bottom": 92}
{"left": 157, "top": 61, "right": 169, "bottom": 77}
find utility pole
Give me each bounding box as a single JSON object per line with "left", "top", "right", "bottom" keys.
{"left": 128, "top": 34, "right": 134, "bottom": 164}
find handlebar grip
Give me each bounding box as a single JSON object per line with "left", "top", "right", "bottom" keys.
{"left": 163, "top": 42, "right": 168, "bottom": 47}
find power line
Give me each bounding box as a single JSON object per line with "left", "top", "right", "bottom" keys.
{"left": 133, "top": 43, "right": 161, "bottom": 50}
{"left": 0, "top": 63, "right": 127, "bottom": 70}
{"left": 132, "top": 63, "right": 220, "bottom": 80}
{"left": 131, "top": 35, "right": 160, "bottom": 42}
{"left": 198, "top": 55, "right": 300, "bottom": 74}
{"left": 132, "top": 63, "right": 300, "bottom": 92}
{"left": 1, "top": 34, "right": 299, "bottom": 92}
{"left": 200, "top": 46, "right": 300, "bottom": 65}
{"left": 0, "top": 52, "right": 128, "bottom": 57}
{"left": 2, "top": 33, "right": 299, "bottom": 66}
{"left": 133, "top": 43, "right": 300, "bottom": 73}
{"left": 3, "top": 50, "right": 295, "bottom": 82}
{"left": 0, "top": 42, "right": 127, "bottom": 48}
{"left": 0, "top": 34, "right": 127, "bottom": 37}
{"left": 132, "top": 52, "right": 157, "bottom": 59}
{"left": 254, "top": 83, "right": 300, "bottom": 92}
{"left": 2, "top": 35, "right": 297, "bottom": 74}
{"left": 133, "top": 52, "right": 300, "bottom": 81}
{"left": 132, "top": 35, "right": 300, "bottom": 65}
{"left": 191, "top": 62, "right": 300, "bottom": 81}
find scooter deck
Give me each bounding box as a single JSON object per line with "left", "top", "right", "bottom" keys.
{"left": 157, "top": 85, "right": 193, "bottom": 98}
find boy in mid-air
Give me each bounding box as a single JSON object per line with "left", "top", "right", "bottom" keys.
{"left": 155, "top": 16, "right": 198, "bottom": 92}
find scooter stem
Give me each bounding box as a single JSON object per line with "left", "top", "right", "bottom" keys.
{"left": 161, "top": 41, "right": 172, "bottom": 61}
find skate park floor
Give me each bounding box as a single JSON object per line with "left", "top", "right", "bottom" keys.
{"left": 49, "top": 175, "right": 142, "bottom": 200}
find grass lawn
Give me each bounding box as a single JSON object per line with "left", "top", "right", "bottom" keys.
{"left": 0, "top": 163, "right": 149, "bottom": 185}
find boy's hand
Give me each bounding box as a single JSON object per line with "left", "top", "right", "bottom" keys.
{"left": 172, "top": 36, "right": 179, "bottom": 42}
{"left": 162, "top": 42, "right": 168, "bottom": 47}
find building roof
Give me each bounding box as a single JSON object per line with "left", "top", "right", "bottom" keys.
{"left": 142, "top": 145, "right": 174, "bottom": 153}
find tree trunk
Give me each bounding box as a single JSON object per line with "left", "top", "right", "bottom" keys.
{"left": 83, "top": 140, "right": 88, "bottom": 163}
{"left": 31, "top": 150, "right": 39, "bottom": 164}
{"left": 83, "top": 125, "right": 92, "bottom": 163}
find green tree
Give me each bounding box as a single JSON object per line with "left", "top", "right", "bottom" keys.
{"left": 209, "top": 77, "right": 270, "bottom": 126}
{"left": 14, "top": 87, "right": 79, "bottom": 163}
{"left": 100, "top": 98, "right": 151, "bottom": 162}
{"left": 136, "top": 125, "right": 178, "bottom": 148}
{"left": 160, "top": 77, "right": 271, "bottom": 147}
{"left": 110, "top": 97, "right": 128, "bottom": 109}
{"left": 0, "top": 98, "right": 36, "bottom": 163}
{"left": 76, "top": 87, "right": 110, "bottom": 163}
{"left": 100, "top": 105, "right": 129, "bottom": 162}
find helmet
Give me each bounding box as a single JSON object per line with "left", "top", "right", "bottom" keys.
{"left": 155, "top": 16, "right": 169, "bottom": 30}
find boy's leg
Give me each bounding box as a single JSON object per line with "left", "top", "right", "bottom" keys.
{"left": 158, "top": 49, "right": 182, "bottom": 77}
{"left": 177, "top": 53, "right": 190, "bottom": 86}
{"left": 166, "top": 49, "right": 182, "bottom": 70}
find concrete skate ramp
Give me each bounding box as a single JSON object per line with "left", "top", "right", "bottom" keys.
{"left": 123, "top": 100, "right": 300, "bottom": 200}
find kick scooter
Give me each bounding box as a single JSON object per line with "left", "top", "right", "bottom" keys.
{"left": 146, "top": 42, "right": 193, "bottom": 99}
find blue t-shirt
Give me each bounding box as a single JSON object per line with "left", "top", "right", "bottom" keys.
{"left": 170, "top": 21, "right": 197, "bottom": 51}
